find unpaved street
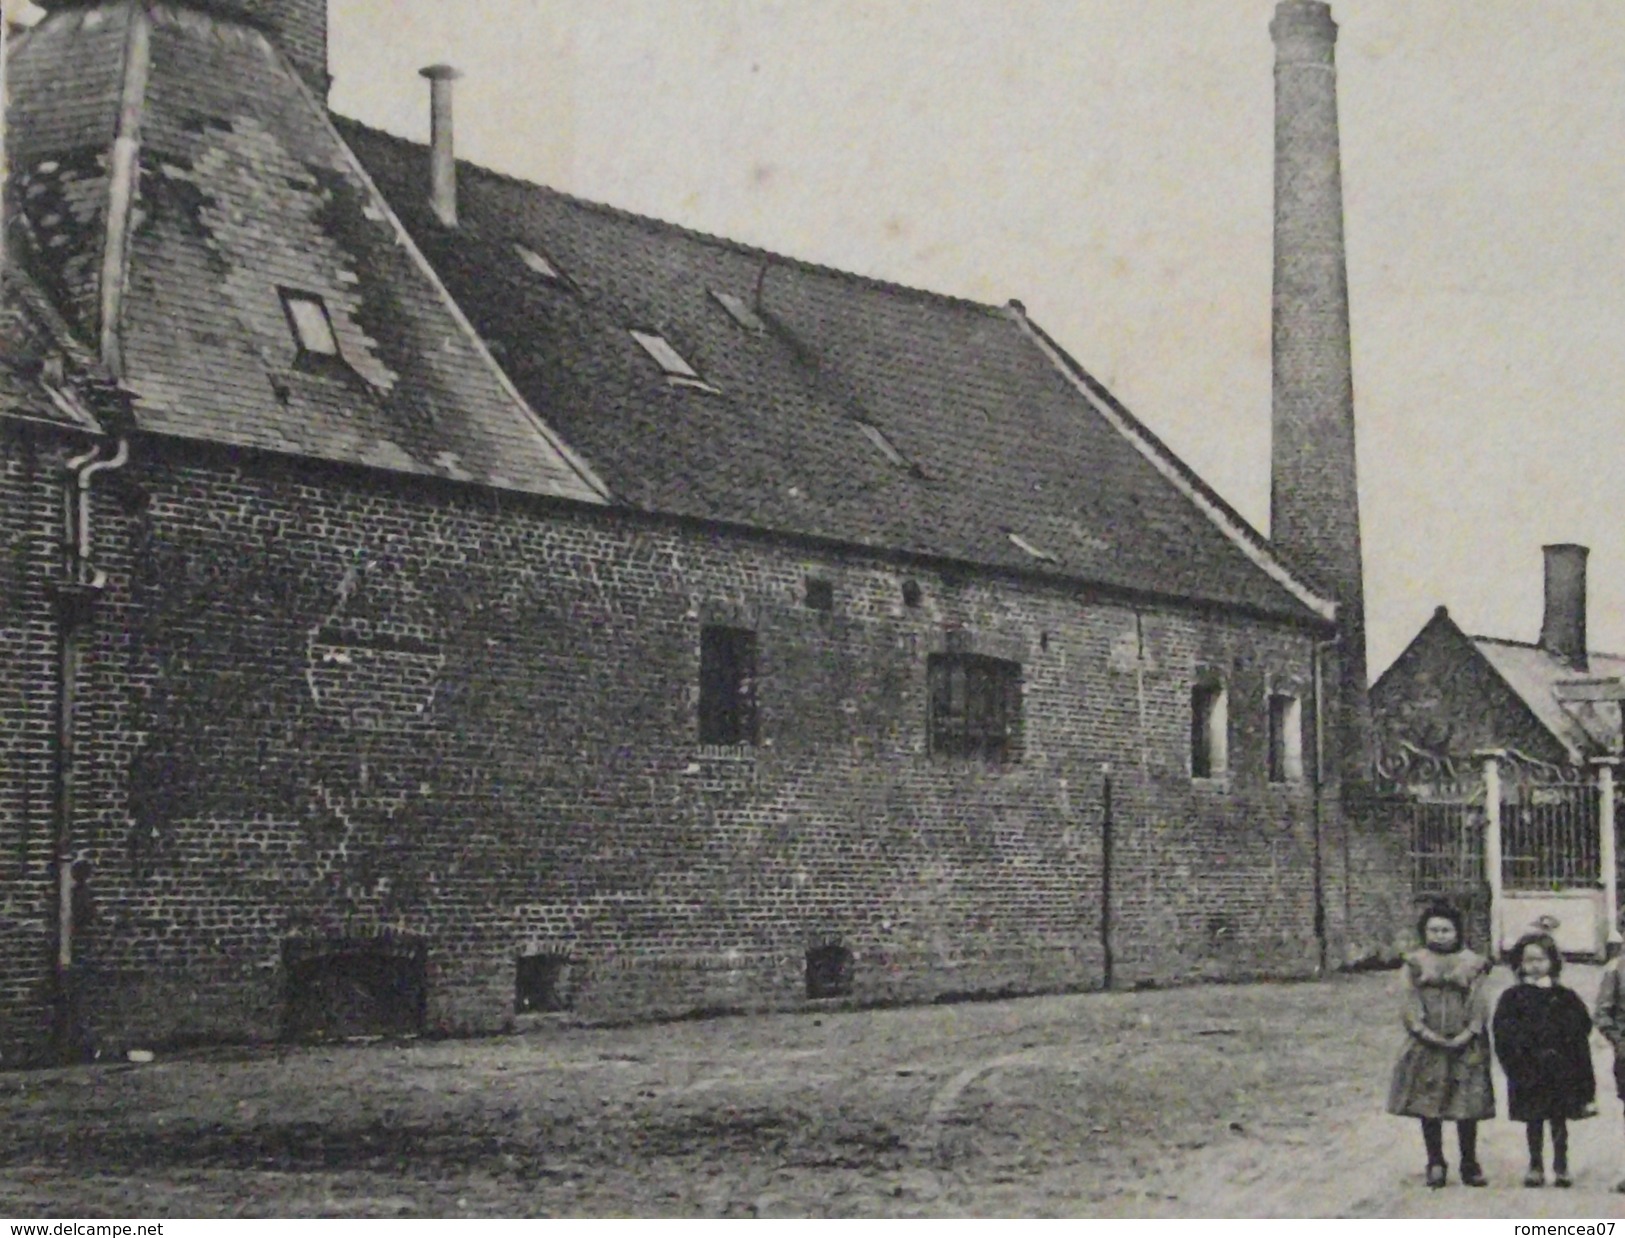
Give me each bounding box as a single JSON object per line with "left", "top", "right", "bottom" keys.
{"left": 1, "top": 967, "right": 1621, "bottom": 1217}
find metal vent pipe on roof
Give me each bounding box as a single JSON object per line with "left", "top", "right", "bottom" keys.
{"left": 1539, "top": 543, "right": 1589, "bottom": 672}
{"left": 420, "top": 63, "right": 461, "bottom": 227}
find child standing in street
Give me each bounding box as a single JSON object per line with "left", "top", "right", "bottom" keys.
{"left": 1387, "top": 903, "right": 1496, "bottom": 1188}
{"left": 1492, "top": 932, "right": 1595, "bottom": 1187}
{"left": 1594, "top": 926, "right": 1625, "bottom": 1194}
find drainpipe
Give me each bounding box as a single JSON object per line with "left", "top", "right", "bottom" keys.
{"left": 1311, "top": 634, "right": 1340, "bottom": 974}
{"left": 52, "top": 436, "right": 129, "bottom": 1060}
{"left": 1100, "top": 764, "right": 1114, "bottom": 991}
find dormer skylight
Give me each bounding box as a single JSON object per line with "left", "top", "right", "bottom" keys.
{"left": 280, "top": 289, "right": 339, "bottom": 357}
{"left": 514, "top": 242, "right": 562, "bottom": 281}
{"left": 856, "top": 420, "right": 909, "bottom": 470}
{"left": 711, "top": 288, "right": 766, "bottom": 334}
{"left": 1008, "top": 531, "right": 1057, "bottom": 563}
{"left": 629, "top": 329, "right": 716, "bottom": 391}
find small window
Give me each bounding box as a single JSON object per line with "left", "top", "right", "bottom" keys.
{"left": 513, "top": 242, "right": 562, "bottom": 281}
{"left": 928, "top": 653, "right": 1021, "bottom": 763}
{"left": 515, "top": 952, "right": 570, "bottom": 1013}
{"left": 630, "top": 329, "right": 701, "bottom": 380}
{"left": 806, "top": 942, "right": 853, "bottom": 999}
{"left": 1191, "top": 681, "right": 1228, "bottom": 779}
{"left": 901, "top": 579, "right": 923, "bottom": 608}
{"left": 700, "top": 625, "right": 758, "bottom": 746}
{"left": 280, "top": 289, "right": 339, "bottom": 357}
{"left": 856, "top": 421, "right": 910, "bottom": 470}
{"left": 1007, "top": 531, "right": 1057, "bottom": 563}
{"left": 804, "top": 577, "right": 834, "bottom": 612}
{"left": 1267, "top": 692, "right": 1304, "bottom": 783}
{"left": 711, "top": 288, "right": 766, "bottom": 333}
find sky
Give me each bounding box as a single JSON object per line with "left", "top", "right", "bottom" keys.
{"left": 327, "top": 1, "right": 1625, "bottom": 678}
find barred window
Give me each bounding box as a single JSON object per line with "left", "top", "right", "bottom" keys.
{"left": 699, "top": 625, "right": 757, "bottom": 746}
{"left": 928, "top": 653, "right": 1020, "bottom": 762}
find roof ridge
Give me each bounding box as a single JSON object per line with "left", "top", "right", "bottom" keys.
{"left": 330, "top": 114, "right": 1009, "bottom": 321}
{"left": 1471, "top": 633, "right": 1625, "bottom": 662}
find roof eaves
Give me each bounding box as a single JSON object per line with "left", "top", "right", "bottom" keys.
{"left": 283, "top": 81, "right": 613, "bottom": 504}
{"left": 1004, "top": 303, "right": 1337, "bottom": 625}
{"left": 1466, "top": 636, "right": 1586, "bottom": 763}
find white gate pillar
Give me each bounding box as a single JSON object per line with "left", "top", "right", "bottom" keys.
{"left": 1596, "top": 758, "right": 1620, "bottom": 955}
{"left": 1477, "top": 749, "right": 1504, "bottom": 954}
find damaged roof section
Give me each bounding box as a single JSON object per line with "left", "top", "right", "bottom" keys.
{"left": 7, "top": 2, "right": 605, "bottom": 502}
{"left": 0, "top": 263, "right": 107, "bottom": 433}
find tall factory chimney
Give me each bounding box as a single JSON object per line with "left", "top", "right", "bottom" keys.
{"left": 1270, "top": 0, "right": 1370, "bottom": 785}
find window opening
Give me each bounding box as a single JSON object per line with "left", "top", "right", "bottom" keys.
{"left": 1267, "top": 692, "right": 1304, "bottom": 783}
{"left": 515, "top": 952, "right": 571, "bottom": 1013}
{"left": 630, "top": 329, "right": 701, "bottom": 379}
{"left": 1191, "top": 681, "right": 1228, "bottom": 779}
{"left": 928, "top": 653, "right": 1021, "bottom": 762}
{"left": 804, "top": 577, "right": 834, "bottom": 611}
{"left": 711, "top": 288, "right": 767, "bottom": 333}
{"left": 806, "top": 943, "right": 854, "bottom": 998}
{"left": 513, "top": 242, "right": 562, "bottom": 281}
{"left": 700, "top": 625, "right": 758, "bottom": 745}
{"left": 280, "top": 289, "right": 340, "bottom": 357}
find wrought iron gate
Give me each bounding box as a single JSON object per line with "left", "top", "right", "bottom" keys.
{"left": 1369, "top": 746, "right": 1490, "bottom": 950}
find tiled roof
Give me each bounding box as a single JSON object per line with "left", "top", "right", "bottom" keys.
{"left": 7, "top": 2, "right": 604, "bottom": 502}
{"left": 337, "top": 119, "right": 1330, "bottom": 623}
{"left": 1470, "top": 635, "right": 1625, "bottom": 760}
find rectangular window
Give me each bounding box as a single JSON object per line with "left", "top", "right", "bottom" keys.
{"left": 699, "top": 625, "right": 758, "bottom": 746}
{"left": 630, "top": 329, "right": 700, "bottom": 379}
{"left": 1267, "top": 692, "right": 1304, "bottom": 783}
{"left": 710, "top": 288, "right": 767, "bottom": 333}
{"left": 928, "top": 653, "right": 1021, "bottom": 762}
{"left": 280, "top": 288, "right": 339, "bottom": 357}
{"left": 1191, "top": 681, "right": 1228, "bottom": 779}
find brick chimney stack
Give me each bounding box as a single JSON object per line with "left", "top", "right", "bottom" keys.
{"left": 1269, "top": 0, "right": 1370, "bottom": 785}
{"left": 1539, "top": 544, "right": 1589, "bottom": 672}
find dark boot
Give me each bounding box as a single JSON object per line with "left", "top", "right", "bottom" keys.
{"left": 1422, "top": 1119, "right": 1446, "bottom": 1187}
{"left": 1459, "top": 1121, "right": 1487, "bottom": 1186}
{"left": 1524, "top": 1121, "right": 1546, "bottom": 1187}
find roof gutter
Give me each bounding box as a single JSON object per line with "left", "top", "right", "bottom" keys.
{"left": 1003, "top": 302, "right": 1337, "bottom": 625}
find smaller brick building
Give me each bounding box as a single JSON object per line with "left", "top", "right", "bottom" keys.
{"left": 1373, "top": 545, "right": 1625, "bottom": 765}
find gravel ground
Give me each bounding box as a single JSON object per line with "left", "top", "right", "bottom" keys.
{"left": 1, "top": 967, "right": 1622, "bottom": 1217}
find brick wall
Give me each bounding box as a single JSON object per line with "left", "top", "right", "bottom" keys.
{"left": 1371, "top": 617, "right": 1566, "bottom": 764}
{"left": 1, "top": 431, "right": 1370, "bottom": 1056}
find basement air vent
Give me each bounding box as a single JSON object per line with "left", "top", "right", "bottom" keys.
{"left": 515, "top": 952, "right": 571, "bottom": 1013}
{"left": 806, "top": 942, "right": 854, "bottom": 999}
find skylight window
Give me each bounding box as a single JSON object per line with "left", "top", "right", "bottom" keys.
{"left": 857, "top": 421, "right": 909, "bottom": 469}
{"left": 629, "top": 329, "right": 702, "bottom": 380}
{"left": 280, "top": 289, "right": 339, "bottom": 357}
{"left": 1008, "top": 531, "right": 1057, "bottom": 563}
{"left": 513, "top": 242, "right": 561, "bottom": 281}
{"left": 710, "top": 288, "right": 766, "bottom": 334}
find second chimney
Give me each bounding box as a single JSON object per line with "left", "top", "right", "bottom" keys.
{"left": 1539, "top": 543, "right": 1589, "bottom": 671}
{"left": 420, "top": 63, "right": 461, "bottom": 227}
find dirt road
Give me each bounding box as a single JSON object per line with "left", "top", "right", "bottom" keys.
{"left": 0, "top": 967, "right": 1620, "bottom": 1217}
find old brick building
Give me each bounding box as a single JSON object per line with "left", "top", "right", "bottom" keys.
{"left": 0, "top": 0, "right": 1394, "bottom": 1061}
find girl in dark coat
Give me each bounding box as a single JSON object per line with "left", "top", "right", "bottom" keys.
{"left": 1492, "top": 932, "right": 1596, "bottom": 1188}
